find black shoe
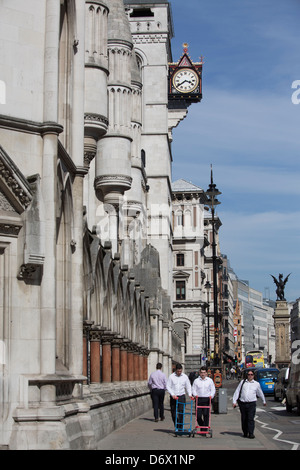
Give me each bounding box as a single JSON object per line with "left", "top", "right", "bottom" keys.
{"left": 248, "top": 434, "right": 255, "bottom": 439}
{"left": 160, "top": 417, "right": 165, "bottom": 421}
{"left": 243, "top": 433, "right": 248, "bottom": 438}
{"left": 154, "top": 419, "right": 159, "bottom": 422}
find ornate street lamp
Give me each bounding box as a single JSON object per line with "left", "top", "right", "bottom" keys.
{"left": 204, "top": 280, "right": 211, "bottom": 365}
{"left": 205, "top": 166, "right": 221, "bottom": 367}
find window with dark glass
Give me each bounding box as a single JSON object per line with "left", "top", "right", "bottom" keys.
{"left": 176, "top": 253, "right": 184, "bottom": 266}
{"left": 176, "top": 281, "right": 186, "bottom": 300}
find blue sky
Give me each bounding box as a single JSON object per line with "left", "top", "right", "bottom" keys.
{"left": 169, "top": 0, "right": 300, "bottom": 302}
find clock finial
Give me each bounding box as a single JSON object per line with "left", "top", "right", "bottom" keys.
{"left": 183, "top": 43, "right": 189, "bottom": 53}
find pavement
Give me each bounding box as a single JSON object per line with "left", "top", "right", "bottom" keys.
{"left": 97, "top": 380, "right": 280, "bottom": 454}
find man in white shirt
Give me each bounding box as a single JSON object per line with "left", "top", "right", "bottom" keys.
{"left": 192, "top": 366, "right": 215, "bottom": 430}
{"left": 167, "top": 363, "right": 193, "bottom": 428}
{"left": 232, "top": 369, "right": 266, "bottom": 439}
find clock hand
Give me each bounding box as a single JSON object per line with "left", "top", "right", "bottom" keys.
{"left": 178, "top": 79, "right": 193, "bottom": 86}
{"left": 179, "top": 79, "right": 194, "bottom": 86}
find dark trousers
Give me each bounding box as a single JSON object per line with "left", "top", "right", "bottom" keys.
{"left": 151, "top": 389, "right": 165, "bottom": 420}
{"left": 170, "top": 395, "right": 186, "bottom": 428}
{"left": 196, "top": 397, "right": 210, "bottom": 427}
{"left": 238, "top": 400, "right": 256, "bottom": 436}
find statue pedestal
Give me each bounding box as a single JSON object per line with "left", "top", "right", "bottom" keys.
{"left": 273, "top": 301, "right": 290, "bottom": 368}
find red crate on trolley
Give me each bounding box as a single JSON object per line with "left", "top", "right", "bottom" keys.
{"left": 192, "top": 396, "right": 213, "bottom": 438}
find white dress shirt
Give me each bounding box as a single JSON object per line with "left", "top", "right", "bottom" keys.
{"left": 192, "top": 376, "right": 216, "bottom": 398}
{"left": 167, "top": 372, "right": 192, "bottom": 397}
{"left": 233, "top": 379, "right": 266, "bottom": 405}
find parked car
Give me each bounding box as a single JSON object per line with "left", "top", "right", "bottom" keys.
{"left": 285, "top": 360, "right": 300, "bottom": 414}
{"left": 254, "top": 368, "right": 279, "bottom": 395}
{"left": 274, "top": 367, "right": 289, "bottom": 402}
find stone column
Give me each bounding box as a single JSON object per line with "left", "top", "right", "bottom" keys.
{"left": 273, "top": 301, "right": 291, "bottom": 368}
{"left": 102, "top": 336, "right": 112, "bottom": 383}
{"left": 40, "top": 0, "right": 61, "bottom": 404}
{"left": 143, "top": 354, "right": 148, "bottom": 381}
{"left": 148, "top": 304, "right": 160, "bottom": 374}
{"left": 90, "top": 330, "right": 101, "bottom": 384}
{"left": 83, "top": 335, "right": 87, "bottom": 382}
{"left": 127, "top": 345, "right": 134, "bottom": 381}
{"left": 69, "top": 0, "right": 86, "bottom": 391}
{"left": 112, "top": 340, "right": 121, "bottom": 382}
{"left": 133, "top": 350, "right": 139, "bottom": 380}
{"left": 139, "top": 353, "right": 144, "bottom": 381}
{"left": 120, "top": 342, "right": 128, "bottom": 381}
{"left": 82, "top": 320, "right": 94, "bottom": 384}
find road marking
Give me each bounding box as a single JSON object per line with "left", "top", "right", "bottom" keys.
{"left": 255, "top": 416, "right": 300, "bottom": 450}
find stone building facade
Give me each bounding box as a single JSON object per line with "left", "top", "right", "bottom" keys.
{"left": 230, "top": 273, "right": 275, "bottom": 366}
{"left": 171, "top": 179, "right": 207, "bottom": 373}
{"left": 0, "top": 0, "right": 187, "bottom": 449}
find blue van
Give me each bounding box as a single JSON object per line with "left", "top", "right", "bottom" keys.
{"left": 255, "top": 368, "right": 279, "bottom": 395}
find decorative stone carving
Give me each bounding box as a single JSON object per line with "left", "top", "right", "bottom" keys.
{"left": 18, "top": 174, "right": 45, "bottom": 282}
{"left": 84, "top": 113, "right": 108, "bottom": 140}
{"left": 94, "top": 174, "right": 132, "bottom": 203}
{"left": 0, "top": 145, "right": 32, "bottom": 213}
{"left": 273, "top": 300, "right": 291, "bottom": 368}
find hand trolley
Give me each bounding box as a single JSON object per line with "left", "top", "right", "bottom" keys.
{"left": 174, "top": 398, "right": 193, "bottom": 437}
{"left": 192, "top": 396, "right": 212, "bottom": 438}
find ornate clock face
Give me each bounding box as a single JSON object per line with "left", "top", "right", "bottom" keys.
{"left": 172, "top": 68, "right": 199, "bottom": 93}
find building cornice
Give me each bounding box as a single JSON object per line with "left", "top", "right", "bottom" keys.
{"left": 0, "top": 114, "right": 63, "bottom": 136}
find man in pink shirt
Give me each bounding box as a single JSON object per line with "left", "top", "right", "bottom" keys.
{"left": 148, "top": 363, "right": 167, "bottom": 422}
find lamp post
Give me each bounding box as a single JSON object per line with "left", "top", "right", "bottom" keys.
{"left": 204, "top": 280, "right": 211, "bottom": 365}
{"left": 205, "top": 166, "right": 221, "bottom": 367}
